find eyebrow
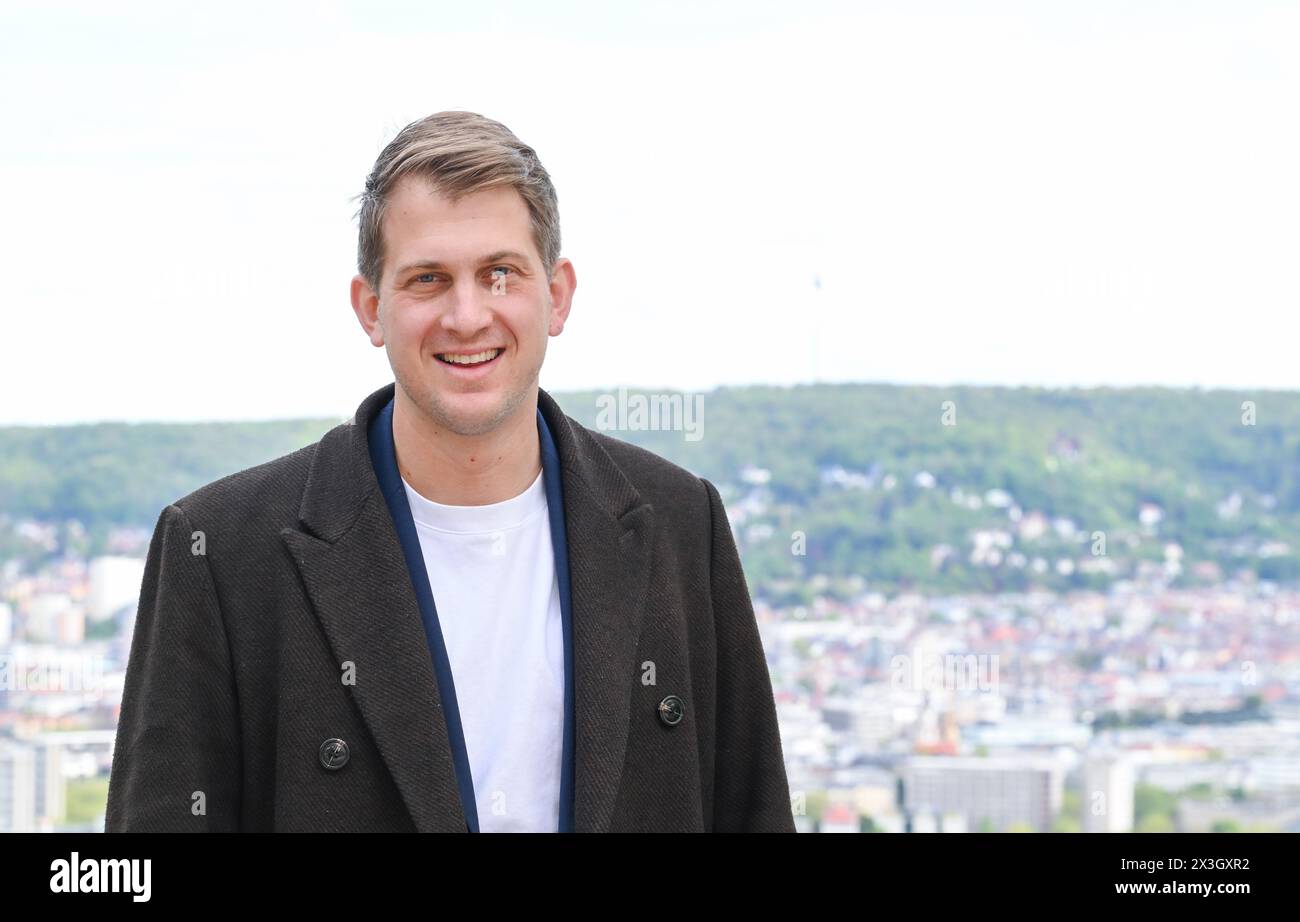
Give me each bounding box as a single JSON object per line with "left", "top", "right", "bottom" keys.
{"left": 394, "top": 250, "right": 532, "bottom": 277}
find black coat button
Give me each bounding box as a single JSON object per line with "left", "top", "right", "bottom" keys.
{"left": 319, "top": 738, "right": 350, "bottom": 770}
{"left": 657, "top": 695, "right": 685, "bottom": 727}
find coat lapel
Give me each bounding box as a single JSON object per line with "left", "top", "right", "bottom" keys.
{"left": 537, "top": 386, "right": 655, "bottom": 832}
{"left": 279, "top": 382, "right": 654, "bottom": 833}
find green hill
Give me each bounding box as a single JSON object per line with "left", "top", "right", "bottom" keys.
{"left": 2, "top": 383, "right": 1297, "bottom": 596}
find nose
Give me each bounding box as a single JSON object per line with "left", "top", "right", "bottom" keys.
{"left": 439, "top": 277, "right": 494, "bottom": 338}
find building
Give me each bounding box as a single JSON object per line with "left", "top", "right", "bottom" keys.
{"left": 902, "top": 755, "right": 1065, "bottom": 832}
{"left": 87, "top": 556, "right": 146, "bottom": 622}
{"left": 1082, "top": 753, "right": 1134, "bottom": 832}
{"left": 0, "top": 738, "right": 37, "bottom": 832}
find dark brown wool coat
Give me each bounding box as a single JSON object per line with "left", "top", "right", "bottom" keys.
{"left": 105, "top": 382, "right": 795, "bottom": 832}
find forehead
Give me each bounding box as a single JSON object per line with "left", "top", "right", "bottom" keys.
{"left": 382, "top": 176, "right": 534, "bottom": 263}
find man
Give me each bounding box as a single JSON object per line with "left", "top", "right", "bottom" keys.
{"left": 105, "top": 111, "right": 795, "bottom": 832}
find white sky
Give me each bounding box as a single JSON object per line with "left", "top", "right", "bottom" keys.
{"left": 2, "top": 0, "right": 1297, "bottom": 424}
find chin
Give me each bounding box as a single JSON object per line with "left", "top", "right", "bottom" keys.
{"left": 427, "top": 389, "right": 515, "bottom": 437}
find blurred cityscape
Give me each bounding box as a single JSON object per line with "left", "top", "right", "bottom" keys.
{"left": 765, "top": 580, "right": 1299, "bottom": 833}
{"left": 734, "top": 462, "right": 1300, "bottom": 833}
{"left": 2, "top": 463, "right": 1297, "bottom": 832}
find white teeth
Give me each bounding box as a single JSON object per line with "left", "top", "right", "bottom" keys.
{"left": 438, "top": 348, "right": 502, "bottom": 365}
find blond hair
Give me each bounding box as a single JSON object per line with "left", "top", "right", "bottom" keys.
{"left": 353, "top": 111, "right": 560, "bottom": 292}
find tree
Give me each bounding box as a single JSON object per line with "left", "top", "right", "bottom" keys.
{"left": 1135, "top": 813, "right": 1175, "bottom": 833}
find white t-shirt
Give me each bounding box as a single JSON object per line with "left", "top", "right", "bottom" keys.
{"left": 401, "top": 467, "right": 564, "bottom": 833}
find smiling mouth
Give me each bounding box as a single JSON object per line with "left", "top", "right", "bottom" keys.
{"left": 435, "top": 348, "right": 504, "bottom": 366}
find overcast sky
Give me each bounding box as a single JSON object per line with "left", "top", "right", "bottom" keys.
{"left": 2, "top": 0, "right": 1297, "bottom": 424}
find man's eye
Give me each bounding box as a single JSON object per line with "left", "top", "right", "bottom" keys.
{"left": 490, "top": 266, "right": 513, "bottom": 278}
{"left": 415, "top": 273, "right": 438, "bottom": 283}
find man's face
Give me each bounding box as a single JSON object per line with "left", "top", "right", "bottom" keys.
{"left": 352, "top": 176, "right": 574, "bottom": 438}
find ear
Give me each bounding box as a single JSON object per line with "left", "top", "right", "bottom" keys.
{"left": 546, "top": 258, "right": 576, "bottom": 337}
{"left": 350, "top": 274, "right": 384, "bottom": 347}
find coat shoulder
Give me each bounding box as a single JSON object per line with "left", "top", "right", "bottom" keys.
{"left": 578, "top": 423, "right": 711, "bottom": 509}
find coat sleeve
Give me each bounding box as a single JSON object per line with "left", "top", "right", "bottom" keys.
{"left": 701, "top": 477, "right": 797, "bottom": 832}
{"left": 105, "top": 503, "right": 242, "bottom": 832}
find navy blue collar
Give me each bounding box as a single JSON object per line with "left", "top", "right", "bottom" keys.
{"left": 367, "top": 394, "right": 575, "bottom": 833}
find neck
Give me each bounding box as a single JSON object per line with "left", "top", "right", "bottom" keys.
{"left": 391, "top": 386, "right": 542, "bottom": 506}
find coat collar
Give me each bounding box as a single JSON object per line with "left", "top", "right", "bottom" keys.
{"left": 279, "top": 381, "right": 655, "bottom": 832}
